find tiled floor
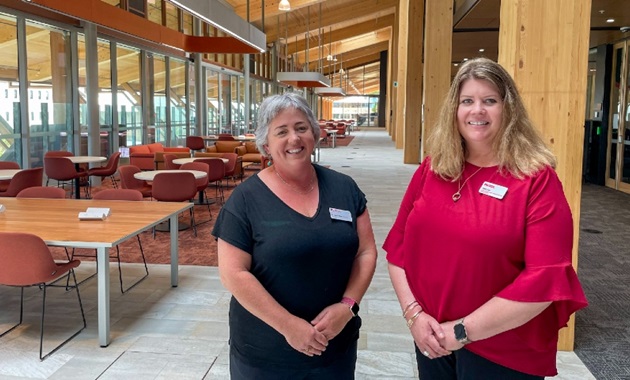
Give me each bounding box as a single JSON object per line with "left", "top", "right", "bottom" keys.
{"left": 0, "top": 129, "right": 595, "bottom": 379}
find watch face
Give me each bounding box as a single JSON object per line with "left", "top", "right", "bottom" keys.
{"left": 454, "top": 323, "right": 467, "bottom": 340}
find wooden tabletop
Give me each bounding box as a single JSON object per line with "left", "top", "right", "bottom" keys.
{"left": 0, "top": 197, "right": 191, "bottom": 247}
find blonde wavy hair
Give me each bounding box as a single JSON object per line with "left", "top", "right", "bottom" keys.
{"left": 426, "top": 57, "right": 556, "bottom": 180}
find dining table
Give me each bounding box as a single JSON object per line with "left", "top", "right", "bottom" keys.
{"left": 134, "top": 169, "right": 209, "bottom": 225}
{"left": 0, "top": 197, "right": 191, "bottom": 347}
{"left": 171, "top": 157, "right": 228, "bottom": 165}
{"left": 65, "top": 156, "right": 107, "bottom": 199}
{"left": 0, "top": 169, "right": 22, "bottom": 181}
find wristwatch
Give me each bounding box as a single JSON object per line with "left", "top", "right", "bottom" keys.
{"left": 453, "top": 318, "right": 471, "bottom": 344}
{"left": 340, "top": 297, "right": 360, "bottom": 317}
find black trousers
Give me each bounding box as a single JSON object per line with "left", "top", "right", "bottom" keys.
{"left": 230, "top": 340, "right": 357, "bottom": 380}
{"left": 415, "top": 345, "right": 545, "bottom": 380}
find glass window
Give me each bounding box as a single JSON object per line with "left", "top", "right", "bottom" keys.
{"left": 25, "top": 20, "right": 73, "bottom": 167}
{"left": 116, "top": 44, "right": 142, "bottom": 146}
{"left": 0, "top": 14, "right": 20, "bottom": 163}
{"left": 169, "top": 58, "right": 187, "bottom": 146}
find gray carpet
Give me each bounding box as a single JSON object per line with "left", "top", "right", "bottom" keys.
{"left": 575, "top": 183, "right": 630, "bottom": 379}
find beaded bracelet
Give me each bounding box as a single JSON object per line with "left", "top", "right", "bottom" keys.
{"left": 406, "top": 310, "right": 423, "bottom": 328}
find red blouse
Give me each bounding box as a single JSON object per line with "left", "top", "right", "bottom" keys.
{"left": 383, "top": 158, "right": 588, "bottom": 376}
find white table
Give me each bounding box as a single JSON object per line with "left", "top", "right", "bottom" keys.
{"left": 172, "top": 157, "right": 228, "bottom": 165}
{"left": 133, "top": 169, "right": 207, "bottom": 181}
{"left": 325, "top": 129, "right": 338, "bottom": 148}
{"left": 65, "top": 156, "right": 107, "bottom": 199}
{"left": 0, "top": 197, "right": 191, "bottom": 347}
{"left": 0, "top": 169, "right": 22, "bottom": 181}
{"left": 134, "top": 170, "right": 209, "bottom": 208}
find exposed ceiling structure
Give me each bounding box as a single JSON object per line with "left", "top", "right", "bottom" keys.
{"left": 225, "top": 0, "right": 630, "bottom": 97}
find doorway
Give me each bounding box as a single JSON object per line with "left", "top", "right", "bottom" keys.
{"left": 606, "top": 40, "right": 630, "bottom": 192}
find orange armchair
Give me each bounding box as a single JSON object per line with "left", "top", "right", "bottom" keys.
{"left": 129, "top": 143, "right": 190, "bottom": 170}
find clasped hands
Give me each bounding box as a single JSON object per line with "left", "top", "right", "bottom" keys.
{"left": 410, "top": 313, "right": 466, "bottom": 359}
{"left": 283, "top": 303, "right": 353, "bottom": 357}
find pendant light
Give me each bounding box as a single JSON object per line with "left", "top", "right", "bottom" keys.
{"left": 278, "top": 0, "right": 290, "bottom": 12}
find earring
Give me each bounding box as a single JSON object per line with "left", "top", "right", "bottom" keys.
{"left": 266, "top": 157, "right": 273, "bottom": 167}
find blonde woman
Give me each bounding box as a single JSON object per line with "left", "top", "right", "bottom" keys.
{"left": 384, "top": 58, "right": 587, "bottom": 379}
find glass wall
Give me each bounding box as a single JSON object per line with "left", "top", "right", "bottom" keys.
{"left": 26, "top": 20, "right": 73, "bottom": 168}
{"left": 151, "top": 54, "right": 167, "bottom": 144}
{"left": 0, "top": 13, "right": 20, "bottom": 163}
{"left": 170, "top": 58, "right": 187, "bottom": 146}
{"left": 116, "top": 44, "right": 142, "bottom": 147}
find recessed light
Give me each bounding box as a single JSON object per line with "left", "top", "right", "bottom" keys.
{"left": 479, "top": 48, "right": 485, "bottom": 53}
{"left": 607, "top": 18, "right": 615, "bottom": 23}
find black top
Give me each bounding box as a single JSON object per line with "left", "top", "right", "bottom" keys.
{"left": 212, "top": 164, "right": 367, "bottom": 369}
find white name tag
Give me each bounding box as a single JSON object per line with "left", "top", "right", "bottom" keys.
{"left": 329, "top": 207, "right": 353, "bottom": 222}
{"left": 479, "top": 181, "right": 508, "bottom": 200}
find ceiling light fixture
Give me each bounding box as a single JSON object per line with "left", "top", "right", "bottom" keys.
{"left": 279, "top": 0, "right": 290, "bottom": 12}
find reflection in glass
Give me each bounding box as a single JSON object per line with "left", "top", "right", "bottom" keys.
{"left": 116, "top": 44, "right": 142, "bottom": 147}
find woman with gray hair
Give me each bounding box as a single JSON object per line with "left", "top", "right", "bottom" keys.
{"left": 213, "top": 92, "right": 377, "bottom": 379}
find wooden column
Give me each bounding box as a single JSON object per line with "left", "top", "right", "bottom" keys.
{"left": 393, "top": 0, "right": 408, "bottom": 147}
{"left": 498, "top": 0, "right": 591, "bottom": 351}
{"left": 421, "top": 0, "right": 453, "bottom": 160}
{"left": 401, "top": 0, "right": 424, "bottom": 163}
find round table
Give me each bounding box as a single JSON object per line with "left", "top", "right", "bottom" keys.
{"left": 65, "top": 156, "right": 107, "bottom": 199}
{"left": 0, "top": 169, "right": 22, "bottom": 181}
{"left": 133, "top": 169, "right": 207, "bottom": 181}
{"left": 172, "top": 157, "right": 228, "bottom": 165}
{"left": 134, "top": 170, "right": 208, "bottom": 231}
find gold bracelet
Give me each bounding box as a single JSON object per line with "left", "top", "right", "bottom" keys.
{"left": 406, "top": 310, "right": 423, "bottom": 328}
{"left": 402, "top": 300, "right": 418, "bottom": 317}
{"left": 403, "top": 303, "right": 421, "bottom": 319}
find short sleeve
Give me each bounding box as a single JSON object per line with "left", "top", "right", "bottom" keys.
{"left": 383, "top": 158, "right": 431, "bottom": 268}
{"left": 496, "top": 167, "right": 588, "bottom": 328}
{"left": 211, "top": 186, "right": 254, "bottom": 254}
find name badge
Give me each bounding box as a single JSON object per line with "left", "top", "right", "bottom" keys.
{"left": 329, "top": 207, "right": 353, "bottom": 222}
{"left": 479, "top": 181, "right": 508, "bottom": 200}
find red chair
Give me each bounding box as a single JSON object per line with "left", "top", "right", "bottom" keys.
{"left": 152, "top": 172, "right": 199, "bottom": 237}
{"left": 0, "top": 232, "right": 86, "bottom": 361}
{"left": 196, "top": 158, "right": 225, "bottom": 204}
{"left": 87, "top": 152, "right": 120, "bottom": 188}
{"left": 163, "top": 154, "right": 181, "bottom": 170}
{"left": 180, "top": 161, "right": 212, "bottom": 218}
{"left": 44, "top": 157, "right": 89, "bottom": 198}
{"left": 0, "top": 167, "right": 44, "bottom": 197}
{"left": 220, "top": 152, "right": 242, "bottom": 186}
{"left": 0, "top": 161, "right": 20, "bottom": 192}
{"left": 43, "top": 151, "right": 86, "bottom": 186}
{"left": 186, "top": 136, "right": 206, "bottom": 154}
{"left": 92, "top": 189, "right": 148, "bottom": 293}
{"left": 118, "top": 165, "right": 152, "bottom": 198}
{"left": 16, "top": 186, "right": 66, "bottom": 199}
{"left": 218, "top": 133, "right": 235, "bottom": 141}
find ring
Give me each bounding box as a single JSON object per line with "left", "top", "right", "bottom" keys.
{"left": 422, "top": 350, "right": 430, "bottom": 357}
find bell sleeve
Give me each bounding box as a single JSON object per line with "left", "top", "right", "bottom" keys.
{"left": 495, "top": 167, "right": 588, "bottom": 329}
{"left": 383, "top": 158, "right": 432, "bottom": 268}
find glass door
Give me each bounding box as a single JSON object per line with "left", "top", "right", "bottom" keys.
{"left": 606, "top": 40, "right": 630, "bottom": 192}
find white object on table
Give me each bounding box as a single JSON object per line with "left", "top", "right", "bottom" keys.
{"left": 133, "top": 169, "right": 207, "bottom": 181}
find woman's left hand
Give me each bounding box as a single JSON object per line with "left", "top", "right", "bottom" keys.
{"left": 311, "top": 303, "right": 354, "bottom": 340}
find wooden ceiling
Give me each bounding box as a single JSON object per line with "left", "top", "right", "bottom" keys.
{"left": 225, "top": 0, "right": 630, "bottom": 97}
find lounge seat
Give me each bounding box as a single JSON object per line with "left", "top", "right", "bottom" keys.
{"left": 128, "top": 143, "right": 190, "bottom": 170}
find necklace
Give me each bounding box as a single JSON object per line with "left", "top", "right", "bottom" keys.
{"left": 274, "top": 167, "right": 316, "bottom": 195}
{"left": 452, "top": 166, "right": 484, "bottom": 202}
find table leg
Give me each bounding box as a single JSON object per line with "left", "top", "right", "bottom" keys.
{"left": 74, "top": 164, "right": 82, "bottom": 199}
{"left": 170, "top": 214, "right": 179, "bottom": 287}
{"left": 331, "top": 133, "right": 337, "bottom": 148}
{"left": 96, "top": 246, "right": 111, "bottom": 347}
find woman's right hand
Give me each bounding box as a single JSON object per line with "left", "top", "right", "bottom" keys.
{"left": 410, "top": 312, "right": 452, "bottom": 359}
{"left": 282, "top": 316, "right": 329, "bottom": 357}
